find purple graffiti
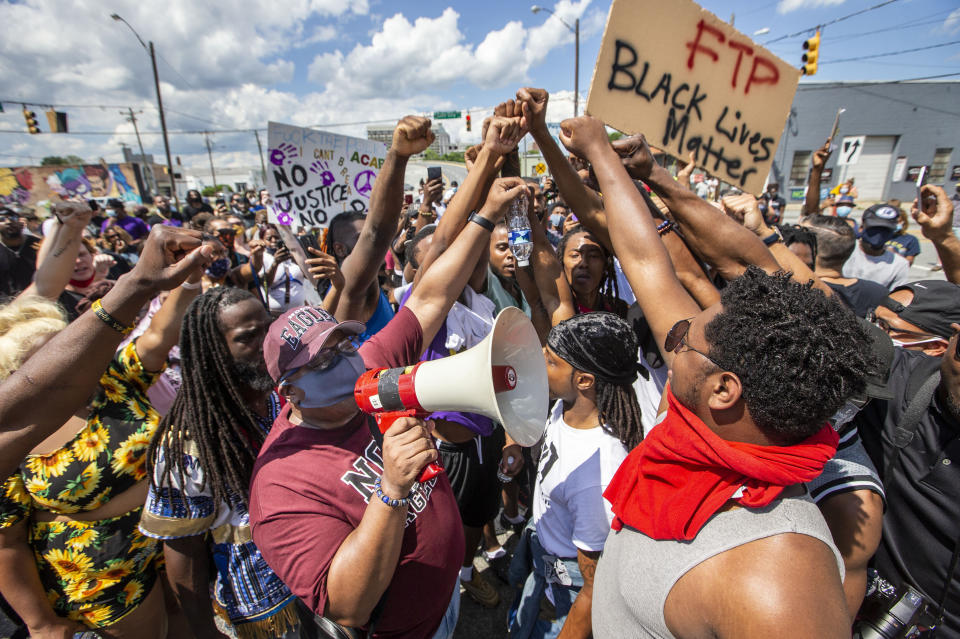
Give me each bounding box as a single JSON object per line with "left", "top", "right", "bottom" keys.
{"left": 309, "top": 160, "right": 336, "bottom": 187}
{"left": 269, "top": 143, "right": 298, "bottom": 167}
{"left": 353, "top": 170, "right": 376, "bottom": 198}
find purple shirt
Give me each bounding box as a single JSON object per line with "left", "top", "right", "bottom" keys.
{"left": 101, "top": 215, "right": 150, "bottom": 239}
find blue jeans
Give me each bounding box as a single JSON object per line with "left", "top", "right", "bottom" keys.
{"left": 507, "top": 524, "right": 583, "bottom": 639}
{"left": 431, "top": 582, "right": 461, "bottom": 639}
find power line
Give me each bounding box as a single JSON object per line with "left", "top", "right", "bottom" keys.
{"left": 821, "top": 39, "right": 960, "bottom": 64}
{"left": 763, "top": 0, "right": 905, "bottom": 44}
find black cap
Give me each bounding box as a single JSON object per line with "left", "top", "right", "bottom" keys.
{"left": 107, "top": 198, "right": 124, "bottom": 209}
{"left": 882, "top": 281, "right": 960, "bottom": 339}
{"left": 856, "top": 317, "right": 895, "bottom": 401}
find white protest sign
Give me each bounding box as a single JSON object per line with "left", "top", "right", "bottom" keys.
{"left": 266, "top": 122, "right": 387, "bottom": 229}
{"left": 586, "top": 0, "right": 801, "bottom": 194}
{"left": 836, "top": 136, "right": 866, "bottom": 166}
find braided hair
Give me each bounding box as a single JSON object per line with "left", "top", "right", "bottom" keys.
{"left": 556, "top": 225, "right": 623, "bottom": 316}
{"left": 147, "top": 287, "right": 267, "bottom": 512}
{"left": 547, "top": 312, "right": 645, "bottom": 450}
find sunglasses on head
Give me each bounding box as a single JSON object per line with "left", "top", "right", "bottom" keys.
{"left": 214, "top": 227, "right": 236, "bottom": 237}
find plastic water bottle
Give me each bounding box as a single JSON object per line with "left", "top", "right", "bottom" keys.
{"left": 506, "top": 194, "right": 532, "bottom": 267}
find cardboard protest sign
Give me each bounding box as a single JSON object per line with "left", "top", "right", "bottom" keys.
{"left": 266, "top": 122, "right": 387, "bottom": 229}
{"left": 586, "top": 0, "right": 801, "bottom": 194}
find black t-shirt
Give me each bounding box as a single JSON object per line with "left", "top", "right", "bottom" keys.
{"left": 825, "top": 279, "right": 889, "bottom": 318}
{"left": 0, "top": 238, "right": 39, "bottom": 299}
{"left": 854, "top": 348, "right": 960, "bottom": 636}
{"left": 181, "top": 202, "right": 213, "bottom": 221}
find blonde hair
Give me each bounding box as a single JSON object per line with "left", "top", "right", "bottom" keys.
{"left": 0, "top": 296, "right": 67, "bottom": 381}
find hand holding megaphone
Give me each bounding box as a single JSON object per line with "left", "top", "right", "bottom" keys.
{"left": 355, "top": 307, "right": 549, "bottom": 484}
{"left": 380, "top": 416, "right": 438, "bottom": 501}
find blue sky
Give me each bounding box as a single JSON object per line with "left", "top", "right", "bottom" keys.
{"left": 1, "top": 0, "right": 958, "bottom": 169}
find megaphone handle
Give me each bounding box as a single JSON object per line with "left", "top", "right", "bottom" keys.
{"left": 374, "top": 411, "right": 445, "bottom": 484}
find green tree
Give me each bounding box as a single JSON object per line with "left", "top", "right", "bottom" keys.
{"left": 40, "top": 155, "right": 84, "bottom": 166}
{"left": 441, "top": 151, "right": 465, "bottom": 163}
{"left": 608, "top": 132, "right": 623, "bottom": 142}
{"left": 421, "top": 149, "right": 441, "bottom": 161}
{"left": 201, "top": 184, "right": 233, "bottom": 196}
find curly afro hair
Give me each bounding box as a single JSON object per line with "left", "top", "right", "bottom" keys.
{"left": 704, "top": 266, "right": 875, "bottom": 444}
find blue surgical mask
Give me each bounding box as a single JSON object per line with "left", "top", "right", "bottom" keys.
{"left": 285, "top": 351, "right": 366, "bottom": 408}
{"left": 836, "top": 206, "right": 852, "bottom": 218}
{"left": 205, "top": 258, "right": 230, "bottom": 279}
{"left": 895, "top": 223, "right": 903, "bottom": 233}
{"left": 840, "top": 186, "right": 850, "bottom": 195}
{"left": 106, "top": 209, "right": 117, "bottom": 218}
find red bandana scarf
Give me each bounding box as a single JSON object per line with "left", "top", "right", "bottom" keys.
{"left": 604, "top": 387, "right": 838, "bottom": 541}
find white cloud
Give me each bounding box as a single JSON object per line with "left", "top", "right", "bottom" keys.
{"left": 942, "top": 8, "right": 960, "bottom": 35}
{"left": 0, "top": 0, "right": 597, "bottom": 173}
{"left": 307, "top": 1, "right": 594, "bottom": 96}
{"left": 776, "top": 0, "right": 846, "bottom": 14}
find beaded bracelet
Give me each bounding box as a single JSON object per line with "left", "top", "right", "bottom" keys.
{"left": 374, "top": 476, "right": 416, "bottom": 509}
{"left": 656, "top": 220, "right": 676, "bottom": 236}
{"left": 91, "top": 299, "right": 133, "bottom": 336}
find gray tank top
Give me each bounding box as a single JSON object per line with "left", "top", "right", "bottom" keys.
{"left": 592, "top": 495, "right": 844, "bottom": 639}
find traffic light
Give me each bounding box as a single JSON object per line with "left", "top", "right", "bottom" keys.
{"left": 801, "top": 30, "right": 820, "bottom": 76}
{"left": 46, "top": 110, "right": 68, "bottom": 133}
{"left": 22, "top": 107, "right": 40, "bottom": 134}
{"left": 466, "top": 114, "right": 471, "bottom": 132}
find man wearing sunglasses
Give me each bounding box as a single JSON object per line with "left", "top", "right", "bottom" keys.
{"left": 0, "top": 206, "right": 39, "bottom": 297}
{"left": 868, "top": 280, "right": 960, "bottom": 358}
{"left": 557, "top": 118, "right": 873, "bottom": 638}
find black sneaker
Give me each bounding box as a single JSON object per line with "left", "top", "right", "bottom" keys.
{"left": 496, "top": 511, "right": 526, "bottom": 537}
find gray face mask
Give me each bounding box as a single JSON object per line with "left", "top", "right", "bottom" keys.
{"left": 285, "top": 351, "right": 366, "bottom": 408}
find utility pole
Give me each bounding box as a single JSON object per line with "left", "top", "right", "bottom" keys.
{"left": 122, "top": 108, "right": 154, "bottom": 199}
{"left": 204, "top": 133, "right": 217, "bottom": 191}
{"left": 254, "top": 130, "right": 267, "bottom": 184}
{"left": 149, "top": 42, "right": 179, "bottom": 209}
{"left": 574, "top": 18, "right": 579, "bottom": 117}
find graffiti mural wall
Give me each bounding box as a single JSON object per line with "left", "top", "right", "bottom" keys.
{"left": 0, "top": 163, "right": 143, "bottom": 208}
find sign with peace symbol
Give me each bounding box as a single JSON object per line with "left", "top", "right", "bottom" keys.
{"left": 354, "top": 170, "right": 376, "bottom": 198}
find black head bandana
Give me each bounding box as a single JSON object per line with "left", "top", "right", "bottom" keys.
{"left": 547, "top": 312, "right": 640, "bottom": 386}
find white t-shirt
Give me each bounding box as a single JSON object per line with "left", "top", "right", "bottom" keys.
{"left": 261, "top": 252, "right": 306, "bottom": 312}
{"left": 842, "top": 244, "right": 909, "bottom": 291}
{"left": 533, "top": 401, "right": 629, "bottom": 559}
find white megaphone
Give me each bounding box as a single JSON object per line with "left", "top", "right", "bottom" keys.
{"left": 354, "top": 307, "right": 548, "bottom": 480}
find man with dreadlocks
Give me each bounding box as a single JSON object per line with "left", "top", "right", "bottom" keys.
{"left": 508, "top": 312, "right": 644, "bottom": 639}
{"left": 139, "top": 285, "right": 295, "bottom": 639}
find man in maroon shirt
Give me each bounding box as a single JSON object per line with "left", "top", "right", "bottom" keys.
{"left": 250, "top": 118, "right": 528, "bottom": 637}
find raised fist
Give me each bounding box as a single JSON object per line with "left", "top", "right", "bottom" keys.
{"left": 392, "top": 116, "right": 435, "bottom": 158}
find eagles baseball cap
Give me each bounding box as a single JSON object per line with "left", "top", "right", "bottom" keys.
{"left": 882, "top": 280, "right": 960, "bottom": 339}
{"left": 860, "top": 203, "right": 899, "bottom": 247}
{"left": 263, "top": 306, "right": 365, "bottom": 382}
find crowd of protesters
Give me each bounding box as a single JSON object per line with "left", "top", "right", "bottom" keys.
{"left": 0, "top": 84, "right": 959, "bottom": 639}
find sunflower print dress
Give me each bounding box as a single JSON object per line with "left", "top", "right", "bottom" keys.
{"left": 0, "top": 343, "right": 163, "bottom": 628}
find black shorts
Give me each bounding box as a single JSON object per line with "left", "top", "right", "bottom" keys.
{"left": 437, "top": 427, "right": 505, "bottom": 528}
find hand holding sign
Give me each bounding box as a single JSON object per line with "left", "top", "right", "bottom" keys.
{"left": 392, "top": 116, "right": 435, "bottom": 158}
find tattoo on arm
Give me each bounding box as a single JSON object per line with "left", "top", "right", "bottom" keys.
{"left": 51, "top": 237, "right": 74, "bottom": 259}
